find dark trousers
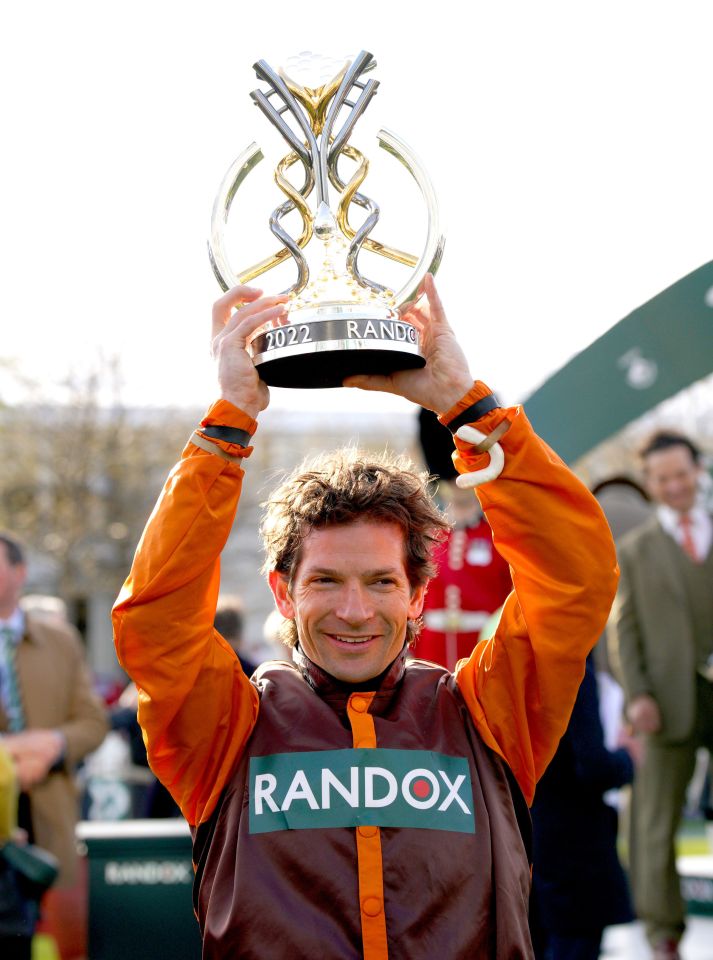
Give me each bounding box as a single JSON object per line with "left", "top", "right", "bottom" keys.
{"left": 0, "top": 935, "right": 32, "bottom": 960}
{"left": 630, "top": 675, "right": 713, "bottom": 944}
{"left": 536, "top": 931, "right": 603, "bottom": 960}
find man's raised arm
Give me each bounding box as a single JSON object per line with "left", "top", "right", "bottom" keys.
{"left": 450, "top": 396, "right": 618, "bottom": 803}
{"left": 347, "top": 276, "right": 619, "bottom": 804}
{"left": 113, "top": 287, "right": 287, "bottom": 826}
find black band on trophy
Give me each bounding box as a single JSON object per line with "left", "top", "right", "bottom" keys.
{"left": 199, "top": 425, "right": 252, "bottom": 447}
{"left": 445, "top": 394, "right": 502, "bottom": 435}
{"left": 250, "top": 317, "right": 419, "bottom": 357}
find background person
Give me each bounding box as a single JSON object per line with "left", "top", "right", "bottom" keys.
{"left": 609, "top": 431, "right": 713, "bottom": 960}
{"left": 213, "top": 596, "right": 258, "bottom": 675}
{"left": 0, "top": 533, "right": 108, "bottom": 958}
{"left": 0, "top": 743, "right": 35, "bottom": 960}
{"left": 529, "top": 654, "right": 636, "bottom": 960}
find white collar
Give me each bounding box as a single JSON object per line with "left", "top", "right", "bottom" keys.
{"left": 657, "top": 503, "right": 713, "bottom": 560}
{"left": 657, "top": 502, "right": 709, "bottom": 533}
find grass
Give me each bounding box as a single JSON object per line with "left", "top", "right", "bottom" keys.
{"left": 677, "top": 818, "right": 712, "bottom": 857}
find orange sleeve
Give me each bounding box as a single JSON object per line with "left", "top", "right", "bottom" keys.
{"left": 450, "top": 384, "right": 619, "bottom": 804}
{"left": 112, "top": 401, "right": 260, "bottom": 826}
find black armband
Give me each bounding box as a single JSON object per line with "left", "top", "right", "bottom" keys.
{"left": 199, "top": 424, "right": 252, "bottom": 447}
{"left": 445, "top": 394, "right": 501, "bottom": 434}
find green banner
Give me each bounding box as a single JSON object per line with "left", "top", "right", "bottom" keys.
{"left": 249, "top": 748, "right": 475, "bottom": 835}
{"left": 523, "top": 260, "right": 713, "bottom": 463}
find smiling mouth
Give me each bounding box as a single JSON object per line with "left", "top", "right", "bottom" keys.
{"left": 329, "top": 635, "right": 375, "bottom": 645}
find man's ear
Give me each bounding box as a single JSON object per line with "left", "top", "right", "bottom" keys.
{"left": 408, "top": 583, "right": 426, "bottom": 620}
{"left": 268, "top": 570, "right": 295, "bottom": 619}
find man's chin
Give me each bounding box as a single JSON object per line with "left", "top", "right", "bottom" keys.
{"left": 328, "top": 661, "right": 381, "bottom": 684}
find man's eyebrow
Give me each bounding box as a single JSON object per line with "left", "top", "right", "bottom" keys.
{"left": 303, "top": 566, "right": 401, "bottom": 578}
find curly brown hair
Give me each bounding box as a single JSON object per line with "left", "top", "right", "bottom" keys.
{"left": 260, "top": 448, "right": 450, "bottom": 648}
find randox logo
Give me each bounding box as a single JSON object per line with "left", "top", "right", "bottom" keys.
{"left": 249, "top": 748, "right": 475, "bottom": 835}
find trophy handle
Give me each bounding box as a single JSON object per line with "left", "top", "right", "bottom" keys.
{"left": 209, "top": 142, "right": 264, "bottom": 292}
{"left": 376, "top": 128, "right": 445, "bottom": 307}
{"left": 209, "top": 143, "right": 313, "bottom": 292}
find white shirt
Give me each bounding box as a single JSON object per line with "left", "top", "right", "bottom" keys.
{"left": 0, "top": 606, "right": 25, "bottom": 723}
{"left": 657, "top": 503, "right": 713, "bottom": 561}
{"left": 0, "top": 607, "right": 25, "bottom": 643}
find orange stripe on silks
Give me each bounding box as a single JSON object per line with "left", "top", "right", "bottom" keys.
{"left": 347, "top": 692, "right": 389, "bottom": 960}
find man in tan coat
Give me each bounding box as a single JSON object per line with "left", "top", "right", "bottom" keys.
{"left": 0, "top": 533, "right": 108, "bottom": 887}
{"left": 609, "top": 431, "right": 713, "bottom": 960}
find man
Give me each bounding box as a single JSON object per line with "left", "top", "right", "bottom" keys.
{"left": 0, "top": 534, "right": 108, "bottom": 888}
{"left": 113, "top": 277, "right": 618, "bottom": 958}
{"left": 609, "top": 431, "right": 713, "bottom": 960}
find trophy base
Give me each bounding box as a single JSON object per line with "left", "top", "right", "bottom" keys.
{"left": 248, "top": 303, "right": 425, "bottom": 389}
{"left": 256, "top": 347, "right": 425, "bottom": 389}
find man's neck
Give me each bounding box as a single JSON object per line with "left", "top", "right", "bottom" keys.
{"left": 658, "top": 502, "right": 705, "bottom": 523}
{"left": 294, "top": 645, "right": 406, "bottom": 693}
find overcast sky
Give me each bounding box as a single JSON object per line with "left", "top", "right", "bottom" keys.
{"left": 2, "top": 0, "right": 711, "bottom": 414}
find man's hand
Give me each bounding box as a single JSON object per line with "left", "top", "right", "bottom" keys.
{"left": 616, "top": 724, "right": 645, "bottom": 767}
{"left": 626, "top": 693, "right": 662, "bottom": 735}
{"left": 211, "top": 285, "right": 289, "bottom": 419}
{"left": 3, "top": 729, "right": 65, "bottom": 789}
{"left": 343, "top": 274, "right": 474, "bottom": 415}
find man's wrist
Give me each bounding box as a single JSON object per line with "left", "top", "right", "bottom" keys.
{"left": 202, "top": 400, "right": 258, "bottom": 435}
{"left": 444, "top": 394, "right": 501, "bottom": 435}
{"left": 438, "top": 382, "right": 499, "bottom": 427}
{"left": 199, "top": 425, "right": 253, "bottom": 447}
{"left": 433, "top": 378, "right": 480, "bottom": 418}
{"left": 218, "top": 393, "right": 261, "bottom": 421}
{"left": 188, "top": 400, "right": 259, "bottom": 464}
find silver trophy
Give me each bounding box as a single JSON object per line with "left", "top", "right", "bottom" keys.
{"left": 209, "top": 50, "right": 444, "bottom": 389}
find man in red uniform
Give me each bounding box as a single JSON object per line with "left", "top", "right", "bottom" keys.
{"left": 416, "top": 409, "right": 512, "bottom": 669}
{"left": 113, "top": 277, "right": 618, "bottom": 959}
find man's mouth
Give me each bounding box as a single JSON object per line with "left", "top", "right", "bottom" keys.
{"left": 329, "top": 635, "right": 374, "bottom": 645}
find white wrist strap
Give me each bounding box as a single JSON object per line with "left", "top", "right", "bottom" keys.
{"left": 454, "top": 423, "right": 507, "bottom": 488}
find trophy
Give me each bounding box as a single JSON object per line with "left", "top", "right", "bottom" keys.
{"left": 209, "top": 50, "right": 444, "bottom": 389}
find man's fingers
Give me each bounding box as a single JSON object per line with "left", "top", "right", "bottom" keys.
{"left": 213, "top": 295, "right": 289, "bottom": 342}
{"left": 213, "top": 302, "right": 290, "bottom": 359}
{"left": 343, "top": 373, "right": 397, "bottom": 394}
{"left": 423, "top": 274, "right": 448, "bottom": 327}
{"left": 211, "top": 285, "right": 264, "bottom": 337}
{"left": 232, "top": 301, "right": 289, "bottom": 342}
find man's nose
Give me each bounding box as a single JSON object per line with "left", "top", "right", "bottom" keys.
{"left": 335, "top": 582, "right": 373, "bottom": 623}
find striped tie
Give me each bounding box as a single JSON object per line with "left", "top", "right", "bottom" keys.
{"left": 0, "top": 625, "right": 25, "bottom": 732}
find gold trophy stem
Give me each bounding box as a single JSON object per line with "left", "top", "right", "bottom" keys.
{"left": 237, "top": 152, "right": 314, "bottom": 285}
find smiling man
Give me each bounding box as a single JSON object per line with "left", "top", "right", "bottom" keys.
{"left": 113, "top": 277, "right": 618, "bottom": 959}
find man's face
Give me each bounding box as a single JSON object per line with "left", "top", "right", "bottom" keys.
{"left": 0, "top": 543, "right": 26, "bottom": 618}
{"left": 269, "top": 520, "right": 426, "bottom": 684}
{"left": 644, "top": 445, "right": 701, "bottom": 514}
